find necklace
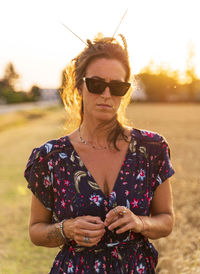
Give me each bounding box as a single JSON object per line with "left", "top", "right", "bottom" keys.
{"left": 78, "top": 126, "right": 107, "bottom": 150}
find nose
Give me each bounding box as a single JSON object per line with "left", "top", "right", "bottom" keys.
{"left": 101, "top": 86, "right": 111, "bottom": 98}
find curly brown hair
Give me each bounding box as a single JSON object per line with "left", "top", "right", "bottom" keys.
{"left": 60, "top": 33, "right": 134, "bottom": 150}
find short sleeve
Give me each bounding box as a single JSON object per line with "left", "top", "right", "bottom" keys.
{"left": 24, "top": 146, "right": 54, "bottom": 211}
{"left": 152, "top": 140, "right": 175, "bottom": 192}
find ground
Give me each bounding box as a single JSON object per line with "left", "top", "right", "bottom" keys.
{"left": 0, "top": 103, "right": 199, "bottom": 274}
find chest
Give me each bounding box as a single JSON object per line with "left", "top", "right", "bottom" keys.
{"left": 75, "top": 146, "right": 129, "bottom": 196}
{"left": 53, "top": 141, "right": 154, "bottom": 220}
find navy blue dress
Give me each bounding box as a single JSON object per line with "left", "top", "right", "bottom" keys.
{"left": 24, "top": 128, "right": 175, "bottom": 273}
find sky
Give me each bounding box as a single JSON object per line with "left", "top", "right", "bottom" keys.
{"left": 0, "top": 0, "right": 200, "bottom": 91}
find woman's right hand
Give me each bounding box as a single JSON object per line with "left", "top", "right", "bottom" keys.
{"left": 63, "top": 216, "right": 105, "bottom": 247}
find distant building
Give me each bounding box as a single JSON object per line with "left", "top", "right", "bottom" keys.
{"left": 40, "top": 89, "right": 60, "bottom": 102}
{"left": 131, "top": 79, "right": 147, "bottom": 101}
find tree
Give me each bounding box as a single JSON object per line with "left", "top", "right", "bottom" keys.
{"left": 2, "top": 62, "right": 19, "bottom": 89}
{"left": 138, "top": 68, "right": 177, "bottom": 102}
{"left": 29, "top": 85, "right": 41, "bottom": 101}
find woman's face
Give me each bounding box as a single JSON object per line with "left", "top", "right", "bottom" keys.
{"left": 80, "top": 58, "right": 127, "bottom": 122}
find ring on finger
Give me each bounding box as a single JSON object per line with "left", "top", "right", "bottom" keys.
{"left": 119, "top": 206, "right": 128, "bottom": 216}
{"left": 84, "top": 236, "right": 90, "bottom": 243}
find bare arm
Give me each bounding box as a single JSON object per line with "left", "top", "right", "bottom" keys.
{"left": 140, "top": 179, "right": 175, "bottom": 239}
{"left": 29, "top": 195, "right": 65, "bottom": 247}
{"left": 104, "top": 179, "right": 174, "bottom": 240}
{"left": 29, "top": 194, "right": 105, "bottom": 248}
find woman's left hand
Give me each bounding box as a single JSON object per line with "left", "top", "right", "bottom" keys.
{"left": 104, "top": 206, "right": 144, "bottom": 234}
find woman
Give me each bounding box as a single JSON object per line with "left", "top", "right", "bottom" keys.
{"left": 24, "top": 34, "right": 175, "bottom": 273}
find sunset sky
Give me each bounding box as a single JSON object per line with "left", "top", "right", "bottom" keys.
{"left": 0, "top": 0, "right": 200, "bottom": 91}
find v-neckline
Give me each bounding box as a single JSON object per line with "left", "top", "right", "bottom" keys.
{"left": 66, "top": 129, "right": 134, "bottom": 198}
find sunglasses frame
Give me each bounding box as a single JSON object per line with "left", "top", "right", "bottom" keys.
{"left": 83, "top": 77, "right": 131, "bottom": 97}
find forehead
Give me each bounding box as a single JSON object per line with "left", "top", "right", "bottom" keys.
{"left": 85, "top": 58, "right": 126, "bottom": 81}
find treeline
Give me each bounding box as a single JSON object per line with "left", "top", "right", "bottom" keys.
{"left": 1, "top": 56, "right": 200, "bottom": 104}
{"left": 0, "top": 63, "right": 41, "bottom": 104}
{"left": 135, "top": 66, "right": 200, "bottom": 102}
{"left": 135, "top": 44, "right": 200, "bottom": 102}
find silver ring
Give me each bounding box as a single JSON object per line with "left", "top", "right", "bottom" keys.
{"left": 84, "top": 236, "right": 90, "bottom": 243}
{"left": 119, "top": 206, "right": 128, "bottom": 216}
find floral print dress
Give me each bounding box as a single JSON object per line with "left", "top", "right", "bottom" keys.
{"left": 24, "top": 128, "right": 175, "bottom": 274}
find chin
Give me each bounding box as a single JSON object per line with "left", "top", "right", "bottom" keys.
{"left": 95, "top": 112, "right": 116, "bottom": 122}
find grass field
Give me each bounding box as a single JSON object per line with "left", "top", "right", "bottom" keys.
{"left": 0, "top": 103, "right": 199, "bottom": 274}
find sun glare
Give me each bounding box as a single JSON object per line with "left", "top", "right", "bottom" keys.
{"left": 0, "top": 0, "right": 199, "bottom": 90}
{"left": 123, "top": 0, "right": 200, "bottom": 83}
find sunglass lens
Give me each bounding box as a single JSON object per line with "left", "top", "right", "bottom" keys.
{"left": 109, "top": 82, "right": 131, "bottom": 96}
{"left": 85, "top": 78, "right": 131, "bottom": 96}
{"left": 85, "top": 78, "right": 106, "bottom": 94}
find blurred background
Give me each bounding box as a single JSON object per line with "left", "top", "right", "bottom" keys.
{"left": 1, "top": 0, "right": 200, "bottom": 105}
{"left": 0, "top": 0, "right": 199, "bottom": 273}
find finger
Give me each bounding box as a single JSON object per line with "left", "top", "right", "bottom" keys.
{"left": 104, "top": 207, "right": 128, "bottom": 226}
{"left": 114, "top": 215, "right": 142, "bottom": 234}
{"left": 104, "top": 211, "right": 119, "bottom": 226}
{"left": 116, "top": 223, "right": 133, "bottom": 234}
{"left": 104, "top": 215, "right": 119, "bottom": 227}
{"left": 77, "top": 228, "right": 105, "bottom": 238}
{"left": 75, "top": 219, "right": 105, "bottom": 231}
{"left": 75, "top": 235, "right": 102, "bottom": 247}
{"left": 104, "top": 209, "right": 117, "bottom": 225}
{"left": 81, "top": 216, "right": 104, "bottom": 224}
{"left": 107, "top": 216, "right": 128, "bottom": 231}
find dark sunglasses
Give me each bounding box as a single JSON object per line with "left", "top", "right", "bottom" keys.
{"left": 83, "top": 77, "right": 131, "bottom": 96}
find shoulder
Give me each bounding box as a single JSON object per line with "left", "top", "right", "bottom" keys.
{"left": 131, "top": 128, "right": 170, "bottom": 157}
{"left": 132, "top": 128, "right": 167, "bottom": 145}
{"left": 25, "top": 136, "right": 71, "bottom": 168}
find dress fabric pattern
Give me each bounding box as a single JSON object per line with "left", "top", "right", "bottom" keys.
{"left": 24, "top": 128, "right": 175, "bottom": 274}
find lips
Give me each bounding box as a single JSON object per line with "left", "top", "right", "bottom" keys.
{"left": 96, "top": 104, "right": 112, "bottom": 108}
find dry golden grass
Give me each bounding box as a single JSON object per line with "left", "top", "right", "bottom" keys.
{"left": 126, "top": 103, "right": 200, "bottom": 274}
{"left": 0, "top": 103, "right": 199, "bottom": 273}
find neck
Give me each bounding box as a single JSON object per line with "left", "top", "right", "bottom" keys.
{"left": 80, "top": 120, "right": 110, "bottom": 148}
{"left": 79, "top": 115, "right": 131, "bottom": 150}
